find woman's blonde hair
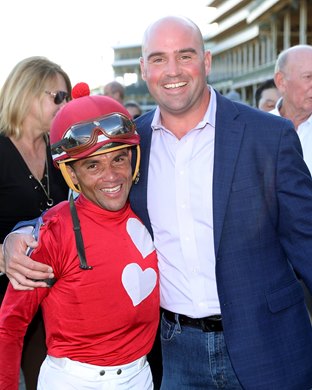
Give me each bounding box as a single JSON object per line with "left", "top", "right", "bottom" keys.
{"left": 0, "top": 56, "right": 72, "bottom": 138}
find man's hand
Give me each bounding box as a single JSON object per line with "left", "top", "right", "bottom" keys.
{"left": 3, "top": 233, "right": 54, "bottom": 290}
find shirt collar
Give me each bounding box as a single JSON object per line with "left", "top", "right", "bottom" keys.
{"left": 275, "top": 97, "right": 283, "bottom": 114}
{"left": 151, "top": 85, "right": 216, "bottom": 131}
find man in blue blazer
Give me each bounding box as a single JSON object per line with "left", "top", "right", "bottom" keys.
{"left": 130, "top": 91, "right": 312, "bottom": 389}
{"left": 3, "top": 15, "right": 312, "bottom": 390}
{"left": 130, "top": 15, "right": 312, "bottom": 390}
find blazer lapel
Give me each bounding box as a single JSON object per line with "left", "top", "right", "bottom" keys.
{"left": 129, "top": 111, "right": 155, "bottom": 237}
{"left": 213, "top": 92, "right": 245, "bottom": 255}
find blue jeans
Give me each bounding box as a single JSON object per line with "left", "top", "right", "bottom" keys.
{"left": 160, "top": 312, "right": 243, "bottom": 389}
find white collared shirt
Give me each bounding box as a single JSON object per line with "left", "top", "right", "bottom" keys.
{"left": 147, "top": 87, "right": 220, "bottom": 317}
{"left": 270, "top": 98, "right": 312, "bottom": 173}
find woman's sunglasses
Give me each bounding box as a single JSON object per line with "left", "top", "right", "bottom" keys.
{"left": 45, "top": 90, "right": 70, "bottom": 105}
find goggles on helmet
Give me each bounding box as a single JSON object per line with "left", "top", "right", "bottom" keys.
{"left": 51, "top": 112, "right": 139, "bottom": 163}
{"left": 51, "top": 112, "right": 141, "bottom": 192}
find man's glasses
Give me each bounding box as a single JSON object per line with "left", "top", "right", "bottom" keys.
{"left": 45, "top": 90, "right": 69, "bottom": 105}
{"left": 51, "top": 113, "right": 139, "bottom": 158}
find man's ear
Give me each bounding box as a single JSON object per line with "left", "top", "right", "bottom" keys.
{"left": 140, "top": 57, "right": 146, "bottom": 81}
{"left": 204, "top": 50, "right": 212, "bottom": 77}
{"left": 66, "top": 165, "right": 79, "bottom": 185}
{"left": 274, "top": 71, "right": 284, "bottom": 92}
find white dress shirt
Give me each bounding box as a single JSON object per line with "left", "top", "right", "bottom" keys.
{"left": 270, "top": 98, "right": 312, "bottom": 173}
{"left": 147, "top": 87, "right": 220, "bottom": 317}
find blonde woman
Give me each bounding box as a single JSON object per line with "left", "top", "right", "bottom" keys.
{"left": 0, "top": 56, "right": 71, "bottom": 389}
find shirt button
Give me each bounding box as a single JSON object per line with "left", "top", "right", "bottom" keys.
{"left": 117, "top": 369, "right": 122, "bottom": 375}
{"left": 99, "top": 370, "right": 105, "bottom": 376}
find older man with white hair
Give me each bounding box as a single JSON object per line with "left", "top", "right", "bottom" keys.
{"left": 271, "top": 44, "right": 312, "bottom": 173}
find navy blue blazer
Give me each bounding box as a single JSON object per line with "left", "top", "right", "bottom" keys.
{"left": 130, "top": 90, "right": 312, "bottom": 389}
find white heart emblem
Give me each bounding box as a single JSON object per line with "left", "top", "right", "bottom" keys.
{"left": 126, "top": 218, "right": 154, "bottom": 259}
{"left": 122, "top": 263, "right": 157, "bottom": 306}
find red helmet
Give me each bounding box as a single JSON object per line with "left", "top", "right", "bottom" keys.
{"left": 50, "top": 83, "right": 140, "bottom": 192}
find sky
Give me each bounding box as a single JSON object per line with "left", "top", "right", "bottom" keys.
{"left": 0, "top": 0, "right": 214, "bottom": 91}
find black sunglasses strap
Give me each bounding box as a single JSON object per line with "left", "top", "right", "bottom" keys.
{"left": 69, "top": 193, "right": 93, "bottom": 270}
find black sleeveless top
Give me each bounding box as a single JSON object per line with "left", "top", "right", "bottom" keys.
{"left": 0, "top": 135, "right": 68, "bottom": 293}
